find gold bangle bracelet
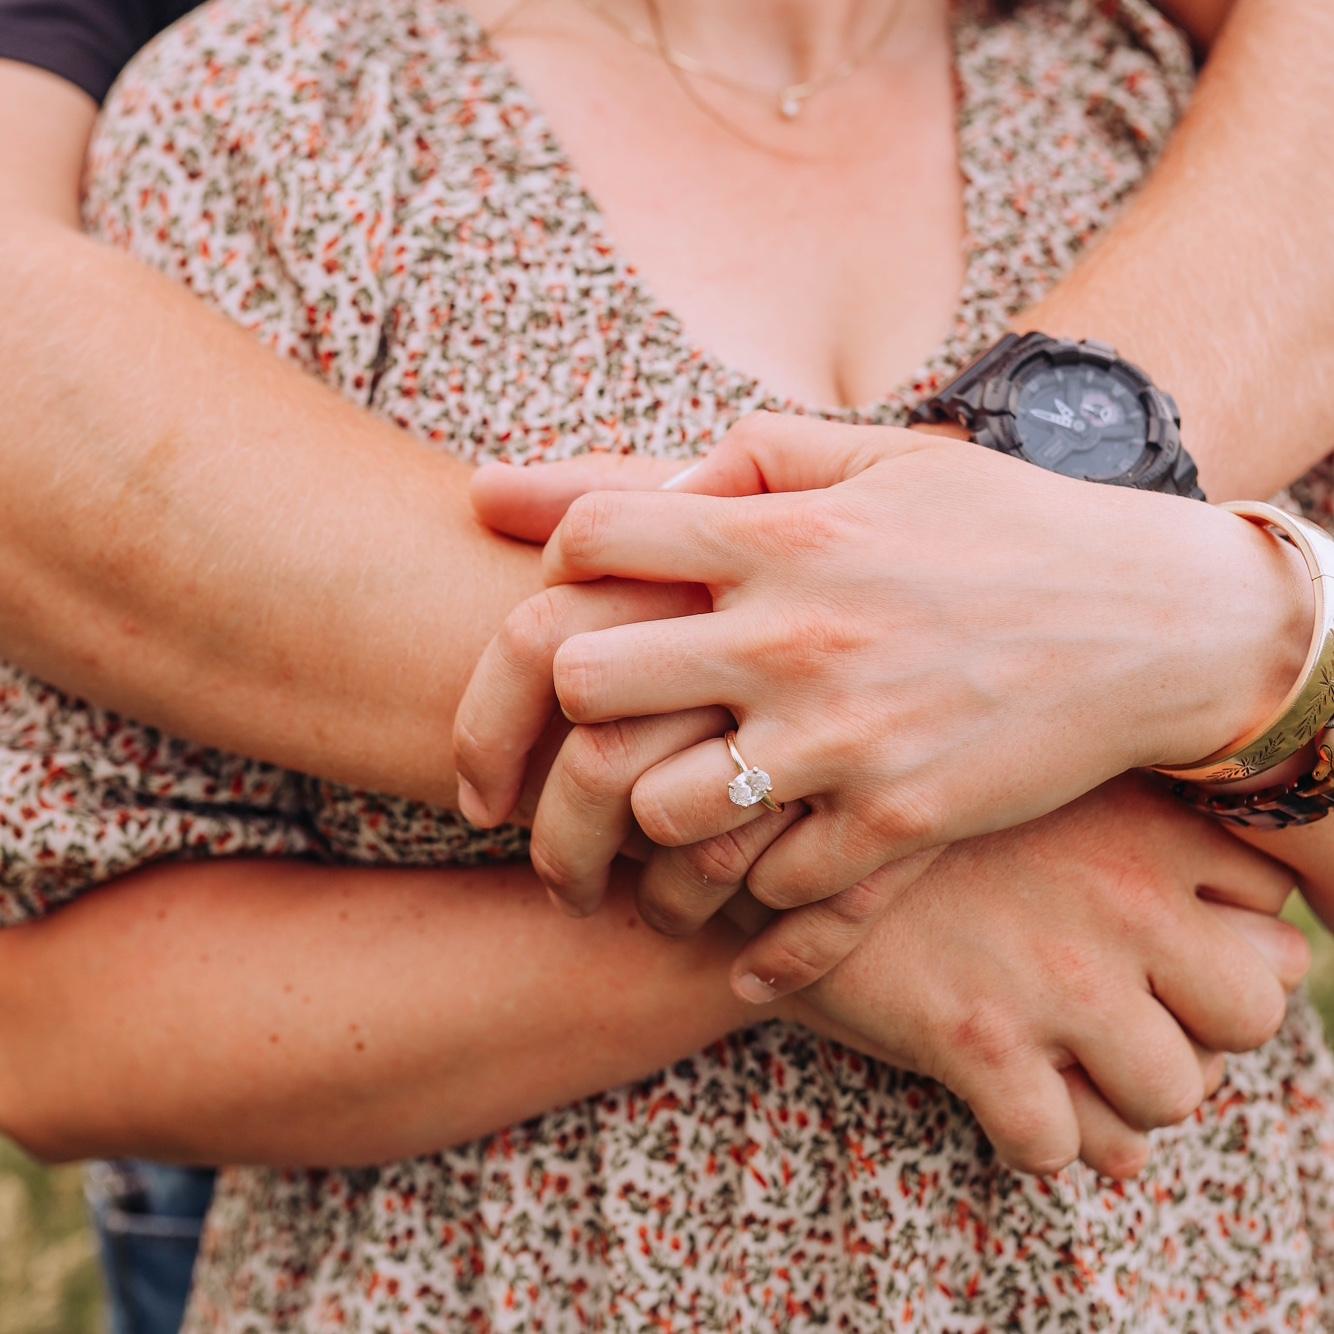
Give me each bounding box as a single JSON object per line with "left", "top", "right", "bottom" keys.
{"left": 1154, "top": 500, "right": 1334, "bottom": 785}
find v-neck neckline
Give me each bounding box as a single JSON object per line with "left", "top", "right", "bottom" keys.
{"left": 447, "top": 0, "right": 1005, "bottom": 421}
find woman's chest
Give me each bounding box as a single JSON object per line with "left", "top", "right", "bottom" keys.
{"left": 335, "top": 0, "right": 1194, "bottom": 467}
{"left": 469, "top": 3, "right": 967, "bottom": 414}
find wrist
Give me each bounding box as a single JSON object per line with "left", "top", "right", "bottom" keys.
{"left": 1149, "top": 504, "right": 1313, "bottom": 769}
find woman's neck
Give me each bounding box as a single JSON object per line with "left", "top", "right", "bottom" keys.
{"left": 601, "top": 0, "right": 899, "bottom": 88}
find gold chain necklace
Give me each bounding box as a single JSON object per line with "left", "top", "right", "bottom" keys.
{"left": 574, "top": 0, "right": 904, "bottom": 120}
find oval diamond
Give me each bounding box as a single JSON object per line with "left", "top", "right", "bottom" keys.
{"left": 727, "top": 767, "right": 773, "bottom": 808}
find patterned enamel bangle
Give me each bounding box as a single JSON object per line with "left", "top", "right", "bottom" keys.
{"left": 1155, "top": 501, "right": 1334, "bottom": 784}
{"left": 1170, "top": 726, "right": 1334, "bottom": 830}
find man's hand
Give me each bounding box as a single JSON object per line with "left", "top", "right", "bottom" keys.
{"left": 783, "top": 776, "right": 1309, "bottom": 1178}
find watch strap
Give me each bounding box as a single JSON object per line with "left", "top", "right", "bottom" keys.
{"left": 1172, "top": 731, "right": 1334, "bottom": 830}
{"left": 1157, "top": 444, "right": 1206, "bottom": 502}
{"left": 910, "top": 332, "right": 1023, "bottom": 428}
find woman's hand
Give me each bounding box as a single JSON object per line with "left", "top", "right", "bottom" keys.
{"left": 451, "top": 569, "right": 917, "bottom": 994}
{"left": 454, "top": 575, "right": 711, "bottom": 829}
{"left": 461, "top": 413, "right": 1310, "bottom": 919}
{"left": 780, "top": 775, "right": 1310, "bottom": 1178}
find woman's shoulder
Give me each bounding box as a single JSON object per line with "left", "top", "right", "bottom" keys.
{"left": 83, "top": 0, "right": 468, "bottom": 399}
{"left": 99, "top": 0, "right": 482, "bottom": 142}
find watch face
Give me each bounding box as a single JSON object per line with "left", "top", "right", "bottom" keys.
{"left": 1012, "top": 360, "right": 1150, "bottom": 481}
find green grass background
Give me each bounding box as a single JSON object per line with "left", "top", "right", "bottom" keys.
{"left": 2, "top": 910, "right": 1331, "bottom": 1334}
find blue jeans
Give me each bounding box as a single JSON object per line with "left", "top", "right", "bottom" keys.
{"left": 86, "top": 1160, "right": 216, "bottom": 1334}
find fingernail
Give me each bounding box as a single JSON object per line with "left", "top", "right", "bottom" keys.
{"left": 546, "top": 887, "right": 592, "bottom": 919}
{"left": 734, "top": 972, "right": 779, "bottom": 1005}
{"left": 457, "top": 778, "right": 489, "bottom": 826}
{"left": 660, "top": 462, "right": 702, "bottom": 491}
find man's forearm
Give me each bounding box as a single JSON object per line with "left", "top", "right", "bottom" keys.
{"left": 1018, "top": 0, "right": 1334, "bottom": 499}
{"left": 1018, "top": 0, "right": 1334, "bottom": 924}
{"left": 0, "top": 858, "right": 760, "bottom": 1166}
{"left": 1, "top": 63, "right": 541, "bottom": 808}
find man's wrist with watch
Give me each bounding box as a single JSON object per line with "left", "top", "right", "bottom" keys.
{"left": 910, "top": 330, "right": 1205, "bottom": 497}
{"left": 915, "top": 330, "right": 1334, "bottom": 829}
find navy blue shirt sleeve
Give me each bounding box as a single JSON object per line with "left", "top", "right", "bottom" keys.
{"left": 0, "top": 0, "right": 199, "bottom": 103}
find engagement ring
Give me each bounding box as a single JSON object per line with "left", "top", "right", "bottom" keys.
{"left": 724, "top": 731, "right": 783, "bottom": 813}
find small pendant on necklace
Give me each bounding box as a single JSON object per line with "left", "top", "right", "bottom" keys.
{"left": 778, "top": 88, "right": 805, "bottom": 120}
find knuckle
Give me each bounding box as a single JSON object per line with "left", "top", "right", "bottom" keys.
{"left": 721, "top": 410, "right": 777, "bottom": 453}
{"left": 680, "top": 829, "right": 753, "bottom": 886}
{"left": 498, "top": 587, "right": 567, "bottom": 667}
{"left": 561, "top": 721, "right": 638, "bottom": 801}
{"left": 805, "top": 716, "right": 862, "bottom": 768}
{"left": 949, "top": 999, "right": 1026, "bottom": 1073}
{"left": 1222, "top": 974, "right": 1289, "bottom": 1052}
{"left": 747, "top": 871, "right": 810, "bottom": 912}
{"left": 558, "top": 492, "right": 616, "bottom": 567}
{"left": 764, "top": 610, "right": 870, "bottom": 682}
{"left": 861, "top": 788, "right": 942, "bottom": 855}
{"left": 757, "top": 502, "right": 843, "bottom": 559}
{"left": 709, "top": 498, "right": 848, "bottom": 572}
{"left": 720, "top": 408, "right": 789, "bottom": 466}
{"left": 452, "top": 714, "right": 489, "bottom": 780}
{"left": 1098, "top": 860, "right": 1179, "bottom": 937}
{"left": 991, "top": 1105, "right": 1076, "bottom": 1176}
{"left": 755, "top": 937, "right": 830, "bottom": 993}
{"left": 1201, "top": 1052, "right": 1228, "bottom": 1098}
{"left": 553, "top": 638, "right": 608, "bottom": 721}
{"left": 580, "top": 717, "right": 639, "bottom": 769}
{"left": 1097, "top": 1142, "right": 1151, "bottom": 1180}
{"left": 821, "top": 879, "right": 887, "bottom": 929}
{"left": 1135, "top": 1051, "right": 1205, "bottom": 1129}
{"left": 635, "top": 887, "right": 699, "bottom": 938}
{"left": 529, "top": 840, "right": 579, "bottom": 896}
{"left": 1036, "top": 942, "right": 1102, "bottom": 1009}
{"left": 727, "top": 615, "right": 789, "bottom": 678}
{"left": 1006, "top": 1145, "right": 1079, "bottom": 1179}
{"left": 630, "top": 781, "right": 692, "bottom": 848}
{"left": 1280, "top": 929, "right": 1314, "bottom": 992}
{"left": 1157, "top": 1072, "right": 1206, "bottom": 1129}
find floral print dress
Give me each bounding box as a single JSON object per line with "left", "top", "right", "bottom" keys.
{"left": 0, "top": 0, "right": 1330, "bottom": 1327}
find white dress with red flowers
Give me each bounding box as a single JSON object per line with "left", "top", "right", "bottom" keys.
{"left": 0, "top": 0, "right": 1329, "bottom": 1327}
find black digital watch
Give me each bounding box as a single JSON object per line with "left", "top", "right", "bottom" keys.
{"left": 912, "top": 332, "right": 1206, "bottom": 501}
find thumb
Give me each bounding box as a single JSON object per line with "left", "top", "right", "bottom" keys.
{"left": 662, "top": 412, "right": 932, "bottom": 498}
{"left": 471, "top": 453, "right": 682, "bottom": 543}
